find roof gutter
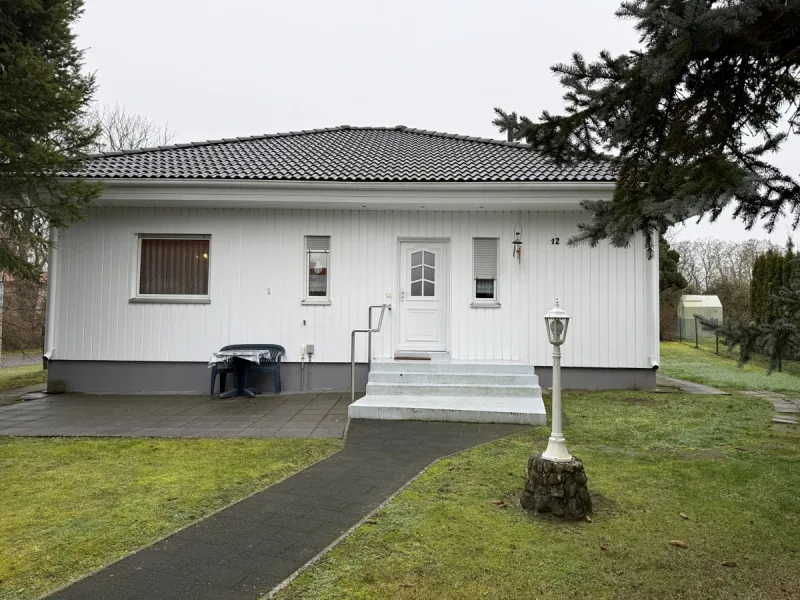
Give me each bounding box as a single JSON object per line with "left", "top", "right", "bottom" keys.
{"left": 62, "top": 178, "right": 616, "bottom": 194}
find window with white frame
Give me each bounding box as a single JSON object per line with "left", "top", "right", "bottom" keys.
{"left": 473, "top": 237, "right": 498, "bottom": 302}
{"left": 135, "top": 235, "right": 210, "bottom": 301}
{"left": 305, "top": 235, "right": 330, "bottom": 299}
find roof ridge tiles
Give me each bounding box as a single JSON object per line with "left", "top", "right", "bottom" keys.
{"left": 83, "top": 125, "right": 535, "bottom": 158}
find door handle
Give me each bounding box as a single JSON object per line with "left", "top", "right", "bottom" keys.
{"left": 400, "top": 287, "right": 405, "bottom": 302}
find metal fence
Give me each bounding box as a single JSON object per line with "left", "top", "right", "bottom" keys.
{"left": 1, "top": 279, "right": 46, "bottom": 370}
{"left": 677, "top": 319, "right": 723, "bottom": 354}
{"left": 674, "top": 316, "right": 792, "bottom": 373}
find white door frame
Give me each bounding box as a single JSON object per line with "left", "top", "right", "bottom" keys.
{"left": 395, "top": 237, "right": 450, "bottom": 354}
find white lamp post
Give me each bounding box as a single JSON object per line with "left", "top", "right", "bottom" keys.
{"left": 542, "top": 299, "right": 572, "bottom": 462}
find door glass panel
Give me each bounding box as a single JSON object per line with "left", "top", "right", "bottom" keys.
{"left": 408, "top": 249, "right": 437, "bottom": 298}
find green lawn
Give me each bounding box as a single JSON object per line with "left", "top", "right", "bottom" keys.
{"left": 277, "top": 390, "right": 800, "bottom": 600}
{"left": 0, "top": 437, "right": 341, "bottom": 600}
{"left": 661, "top": 341, "right": 800, "bottom": 393}
{"left": 0, "top": 365, "right": 46, "bottom": 395}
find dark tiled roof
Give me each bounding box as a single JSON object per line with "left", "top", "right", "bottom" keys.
{"left": 63, "top": 126, "right": 615, "bottom": 183}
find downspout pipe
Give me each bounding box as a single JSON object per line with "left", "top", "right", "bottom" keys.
{"left": 44, "top": 227, "right": 59, "bottom": 365}
{"left": 649, "top": 232, "right": 660, "bottom": 372}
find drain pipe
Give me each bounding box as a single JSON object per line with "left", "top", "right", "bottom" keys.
{"left": 43, "top": 227, "right": 59, "bottom": 367}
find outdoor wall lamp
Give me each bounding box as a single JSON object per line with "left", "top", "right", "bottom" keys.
{"left": 542, "top": 298, "right": 572, "bottom": 462}
{"left": 512, "top": 223, "right": 523, "bottom": 262}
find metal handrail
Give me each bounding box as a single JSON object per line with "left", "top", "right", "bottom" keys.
{"left": 351, "top": 304, "right": 391, "bottom": 403}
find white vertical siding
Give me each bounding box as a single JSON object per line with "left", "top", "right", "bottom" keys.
{"left": 52, "top": 206, "right": 658, "bottom": 369}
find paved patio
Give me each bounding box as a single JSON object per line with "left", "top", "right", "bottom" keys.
{"left": 0, "top": 391, "right": 354, "bottom": 438}
{"left": 46, "top": 419, "right": 526, "bottom": 600}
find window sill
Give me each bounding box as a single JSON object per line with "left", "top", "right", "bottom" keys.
{"left": 130, "top": 296, "right": 211, "bottom": 304}
{"left": 470, "top": 301, "right": 501, "bottom": 309}
{"left": 301, "top": 299, "right": 332, "bottom": 306}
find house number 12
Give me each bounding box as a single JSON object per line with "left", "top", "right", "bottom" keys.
{"left": 550, "top": 237, "right": 560, "bottom": 245}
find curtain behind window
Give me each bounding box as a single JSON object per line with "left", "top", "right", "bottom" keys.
{"left": 139, "top": 238, "right": 210, "bottom": 295}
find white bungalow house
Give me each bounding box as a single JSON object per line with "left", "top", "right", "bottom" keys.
{"left": 46, "top": 126, "right": 659, "bottom": 423}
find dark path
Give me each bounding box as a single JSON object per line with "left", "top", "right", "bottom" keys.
{"left": 47, "top": 420, "right": 526, "bottom": 600}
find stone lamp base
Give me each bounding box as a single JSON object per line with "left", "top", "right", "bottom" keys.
{"left": 521, "top": 454, "right": 592, "bottom": 521}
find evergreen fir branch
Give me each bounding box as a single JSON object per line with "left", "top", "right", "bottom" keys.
{"left": 491, "top": 108, "right": 521, "bottom": 142}
{"left": 697, "top": 315, "right": 763, "bottom": 367}
{"left": 760, "top": 318, "right": 798, "bottom": 373}
{"left": 500, "top": 0, "right": 800, "bottom": 253}
{"left": 0, "top": 0, "right": 104, "bottom": 281}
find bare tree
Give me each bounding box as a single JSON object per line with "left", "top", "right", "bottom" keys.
{"left": 672, "top": 238, "right": 778, "bottom": 325}
{"left": 674, "top": 239, "right": 776, "bottom": 293}
{"left": 87, "top": 103, "right": 177, "bottom": 152}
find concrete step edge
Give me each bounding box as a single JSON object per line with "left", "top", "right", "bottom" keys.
{"left": 366, "top": 382, "right": 542, "bottom": 390}
{"left": 348, "top": 395, "right": 547, "bottom": 424}
{"left": 364, "top": 384, "right": 542, "bottom": 398}
{"left": 368, "top": 371, "right": 538, "bottom": 377}
{"left": 370, "top": 363, "right": 537, "bottom": 373}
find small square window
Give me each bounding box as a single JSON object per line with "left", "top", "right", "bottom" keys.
{"left": 133, "top": 235, "right": 210, "bottom": 303}
{"left": 475, "top": 278, "right": 495, "bottom": 299}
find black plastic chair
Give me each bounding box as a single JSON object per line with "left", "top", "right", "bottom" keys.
{"left": 210, "top": 344, "right": 286, "bottom": 395}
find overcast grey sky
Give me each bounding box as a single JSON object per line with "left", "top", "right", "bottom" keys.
{"left": 74, "top": 0, "right": 800, "bottom": 245}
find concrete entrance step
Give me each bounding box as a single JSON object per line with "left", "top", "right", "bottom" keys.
{"left": 348, "top": 395, "right": 547, "bottom": 425}
{"left": 368, "top": 371, "right": 540, "bottom": 385}
{"left": 365, "top": 382, "right": 541, "bottom": 397}
{"left": 372, "top": 361, "right": 536, "bottom": 375}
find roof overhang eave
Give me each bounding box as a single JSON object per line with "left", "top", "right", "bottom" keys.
{"left": 60, "top": 177, "right": 616, "bottom": 193}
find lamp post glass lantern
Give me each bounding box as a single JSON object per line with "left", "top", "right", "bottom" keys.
{"left": 543, "top": 299, "right": 572, "bottom": 462}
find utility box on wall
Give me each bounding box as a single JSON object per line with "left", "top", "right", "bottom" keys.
{"left": 677, "top": 295, "right": 723, "bottom": 340}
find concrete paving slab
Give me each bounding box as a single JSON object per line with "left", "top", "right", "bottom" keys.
{"left": 656, "top": 374, "right": 729, "bottom": 395}
{"left": 742, "top": 390, "right": 800, "bottom": 428}
{"left": 0, "top": 392, "right": 352, "bottom": 439}
{"left": 0, "top": 382, "right": 47, "bottom": 405}
{"left": 773, "top": 415, "right": 799, "bottom": 424}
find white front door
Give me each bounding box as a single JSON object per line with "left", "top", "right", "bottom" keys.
{"left": 398, "top": 241, "right": 447, "bottom": 352}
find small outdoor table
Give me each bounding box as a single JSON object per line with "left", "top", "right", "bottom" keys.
{"left": 208, "top": 350, "right": 267, "bottom": 398}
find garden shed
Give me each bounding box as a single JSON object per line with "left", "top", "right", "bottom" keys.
{"left": 678, "top": 295, "right": 723, "bottom": 340}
